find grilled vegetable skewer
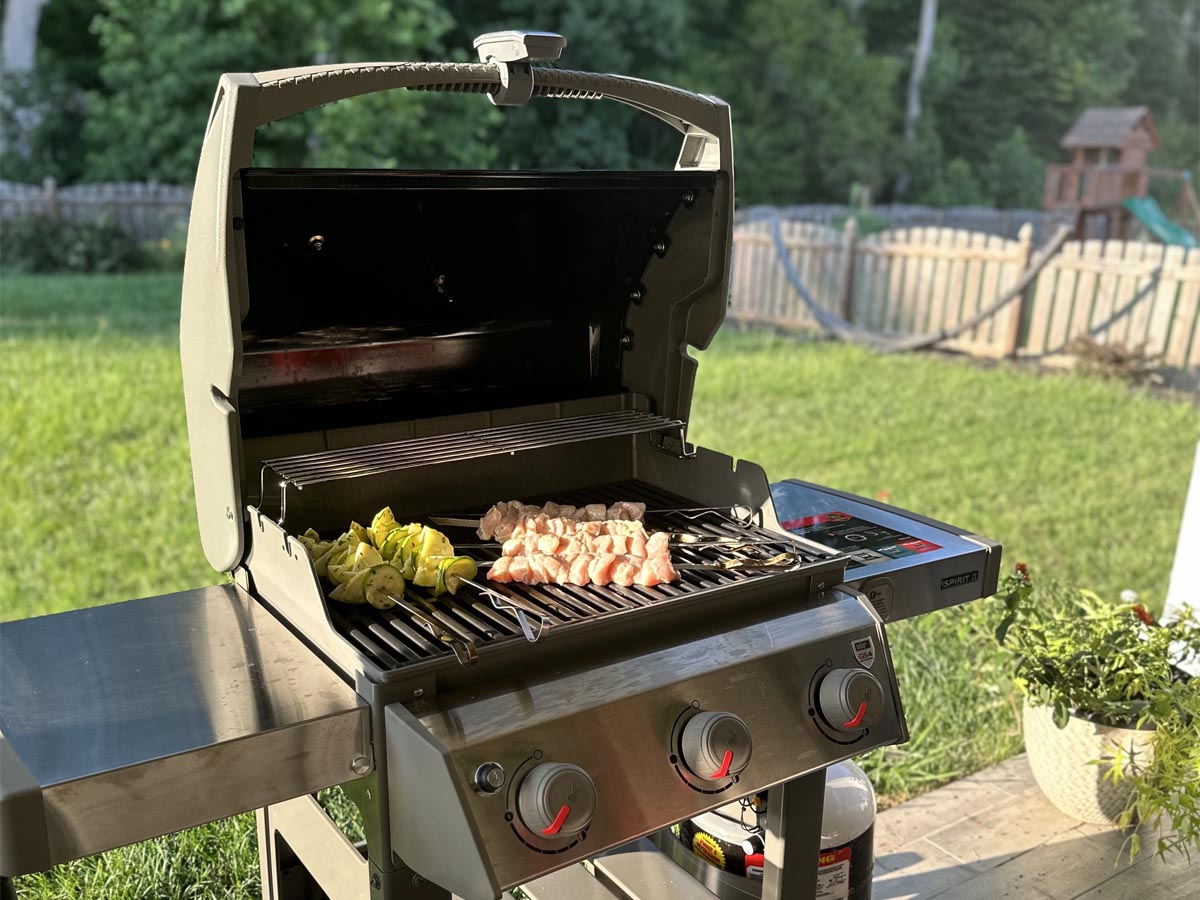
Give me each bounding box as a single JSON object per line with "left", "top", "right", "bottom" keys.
{"left": 299, "top": 507, "right": 477, "bottom": 608}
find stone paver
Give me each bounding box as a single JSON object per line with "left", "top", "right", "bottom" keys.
{"left": 871, "top": 754, "right": 1185, "bottom": 900}
{"left": 873, "top": 779, "right": 1017, "bottom": 856}
{"left": 873, "top": 838, "right": 978, "bottom": 900}
{"left": 923, "top": 789, "right": 1081, "bottom": 871}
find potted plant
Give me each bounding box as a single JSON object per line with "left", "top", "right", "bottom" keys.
{"left": 995, "top": 564, "right": 1200, "bottom": 860}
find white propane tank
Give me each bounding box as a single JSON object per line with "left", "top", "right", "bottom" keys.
{"left": 670, "top": 760, "right": 877, "bottom": 900}
{"left": 817, "top": 760, "right": 877, "bottom": 900}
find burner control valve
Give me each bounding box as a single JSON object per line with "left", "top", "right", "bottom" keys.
{"left": 818, "top": 668, "right": 884, "bottom": 732}
{"left": 517, "top": 762, "right": 596, "bottom": 839}
{"left": 680, "top": 710, "right": 753, "bottom": 779}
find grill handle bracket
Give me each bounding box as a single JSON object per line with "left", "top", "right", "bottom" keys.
{"left": 474, "top": 31, "right": 566, "bottom": 107}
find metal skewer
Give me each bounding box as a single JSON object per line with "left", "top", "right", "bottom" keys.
{"left": 452, "top": 534, "right": 795, "bottom": 552}
{"left": 429, "top": 505, "right": 757, "bottom": 531}
{"left": 477, "top": 550, "right": 805, "bottom": 579}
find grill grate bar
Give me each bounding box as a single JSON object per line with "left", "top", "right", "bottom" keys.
{"left": 330, "top": 481, "right": 844, "bottom": 672}
{"left": 262, "top": 411, "right": 684, "bottom": 490}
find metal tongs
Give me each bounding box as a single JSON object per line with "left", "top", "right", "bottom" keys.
{"left": 461, "top": 578, "right": 546, "bottom": 643}
{"left": 386, "top": 592, "right": 478, "bottom": 666}
{"left": 674, "top": 551, "right": 806, "bottom": 573}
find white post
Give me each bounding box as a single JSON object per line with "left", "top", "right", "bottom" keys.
{"left": 1164, "top": 441, "right": 1199, "bottom": 675}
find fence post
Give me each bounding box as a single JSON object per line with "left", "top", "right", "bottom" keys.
{"left": 838, "top": 216, "right": 858, "bottom": 322}
{"left": 1005, "top": 223, "right": 1034, "bottom": 357}
{"left": 42, "top": 176, "right": 60, "bottom": 220}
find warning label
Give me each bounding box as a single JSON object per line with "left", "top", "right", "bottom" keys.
{"left": 780, "top": 511, "right": 941, "bottom": 569}
{"left": 816, "top": 845, "right": 852, "bottom": 900}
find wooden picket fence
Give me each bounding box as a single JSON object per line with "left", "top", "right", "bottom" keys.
{"left": 0, "top": 178, "right": 191, "bottom": 241}
{"left": 729, "top": 217, "right": 1200, "bottom": 370}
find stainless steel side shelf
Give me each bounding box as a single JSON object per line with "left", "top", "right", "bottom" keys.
{"left": 0, "top": 585, "right": 369, "bottom": 876}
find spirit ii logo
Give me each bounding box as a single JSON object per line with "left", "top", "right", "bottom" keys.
{"left": 940, "top": 571, "right": 979, "bottom": 590}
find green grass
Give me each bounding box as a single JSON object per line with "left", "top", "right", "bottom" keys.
{"left": 3, "top": 274, "right": 1197, "bottom": 898}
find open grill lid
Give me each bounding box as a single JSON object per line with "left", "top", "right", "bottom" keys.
{"left": 180, "top": 32, "right": 734, "bottom": 572}
{"left": 235, "top": 169, "right": 721, "bottom": 439}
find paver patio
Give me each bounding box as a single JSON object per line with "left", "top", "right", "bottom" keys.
{"left": 873, "top": 754, "right": 1197, "bottom": 900}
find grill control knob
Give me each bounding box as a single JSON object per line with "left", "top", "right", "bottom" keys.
{"left": 517, "top": 763, "right": 596, "bottom": 838}
{"left": 680, "top": 711, "right": 753, "bottom": 780}
{"left": 818, "top": 668, "right": 885, "bottom": 732}
{"left": 474, "top": 762, "right": 506, "bottom": 794}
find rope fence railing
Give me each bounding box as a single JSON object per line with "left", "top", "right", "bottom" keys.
{"left": 730, "top": 210, "right": 1200, "bottom": 370}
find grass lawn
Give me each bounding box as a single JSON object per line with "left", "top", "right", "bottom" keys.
{"left": 3, "top": 273, "right": 1197, "bottom": 899}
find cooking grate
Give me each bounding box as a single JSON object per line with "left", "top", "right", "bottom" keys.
{"left": 327, "top": 481, "right": 843, "bottom": 672}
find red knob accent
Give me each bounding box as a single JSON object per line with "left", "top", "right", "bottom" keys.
{"left": 843, "top": 701, "right": 868, "bottom": 729}
{"left": 711, "top": 749, "right": 734, "bottom": 779}
{"left": 541, "top": 804, "right": 571, "bottom": 836}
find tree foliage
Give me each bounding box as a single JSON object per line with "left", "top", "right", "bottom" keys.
{"left": 5, "top": 0, "right": 1197, "bottom": 209}
{"left": 681, "top": 0, "right": 901, "bottom": 205}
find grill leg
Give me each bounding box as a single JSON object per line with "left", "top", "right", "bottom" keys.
{"left": 257, "top": 794, "right": 368, "bottom": 900}
{"left": 341, "top": 777, "right": 451, "bottom": 900}
{"left": 761, "top": 769, "right": 826, "bottom": 900}
{"left": 257, "top": 782, "right": 449, "bottom": 900}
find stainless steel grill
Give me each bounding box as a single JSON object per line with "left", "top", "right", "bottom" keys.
{"left": 0, "top": 30, "right": 1002, "bottom": 900}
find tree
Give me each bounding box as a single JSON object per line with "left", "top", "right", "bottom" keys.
{"left": 931, "top": 0, "right": 1140, "bottom": 166}
{"left": 1, "top": 0, "right": 103, "bottom": 183}
{"left": 681, "top": 0, "right": 901, "bottom": 205}
{"left": 443, "top": 0, "right": 687, "bottom": 170}
{"left": 1, "top": 0, "right": 50, "bottom": 72}
{"left": 979, "top": 127, "right": 1044, "bottom": 209}
{"left": 83, "top": 0, "right": 495, "bottom": 184}
{"left": 895, "top": 0, "right": 937, "bottom": 197}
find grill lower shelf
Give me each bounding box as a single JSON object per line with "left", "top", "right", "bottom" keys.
{"left": 327, "top": 481, "right": 844, "bottom": 672}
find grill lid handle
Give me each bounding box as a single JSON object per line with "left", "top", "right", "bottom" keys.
{"left": 474, "top": 30, "right": 567, "bottom": 106}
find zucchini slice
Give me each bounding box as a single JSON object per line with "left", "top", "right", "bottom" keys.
{"left": 412, "top": 527, "right": 455, "bottom": 587}
{"left": 434, "top": 556, "right": 477, "bottom": 596}
{"left": 330, "top": 569, "right": 370, "bottom": 604}
{"left": 314, "top": 545, "right": 337, "bottom": 577}
{"left": 349, "top": 521, "right": 372, "bottom": 547}
{"left": 397, "top": 531, "right": 422, "bottom": 578}
{"left": 380, "top": 524, "right": 419, "bottom": 561}
{"left": 352, "top": 542, "right": 384, "bottom": 570}
{"left": 364, "top": 564, "right": 404, "bottom": 609}
{"left": 327, "top": 562, "right": 354, "bottom": 585}
{"left": 305, "top": 539, "right": 333, "bottom": 560}
{"left": 370, "top": 506, "right": 399, "bottom": 548}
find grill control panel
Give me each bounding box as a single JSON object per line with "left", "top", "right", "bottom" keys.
{"left": 384, "top": 590, "right": 906, "bottom": 900}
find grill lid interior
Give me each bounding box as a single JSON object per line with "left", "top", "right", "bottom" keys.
{"left": 237, "top": 169, "right": 720, "bottom": 439}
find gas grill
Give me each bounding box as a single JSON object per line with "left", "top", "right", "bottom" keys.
{"left": 0, "top": 32, "right": 1001, "bottom": 900}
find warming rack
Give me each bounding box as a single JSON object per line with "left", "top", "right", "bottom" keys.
{"left": 259, "top": 410, "right": 687, "bottom": 510}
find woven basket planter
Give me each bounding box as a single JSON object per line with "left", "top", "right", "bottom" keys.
{"left": 1023, "top": 700, "right": 1155, "bottom": 825}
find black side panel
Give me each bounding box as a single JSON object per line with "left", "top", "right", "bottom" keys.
{"left": 237, "top": 170, "right": 717, "bottom": 437}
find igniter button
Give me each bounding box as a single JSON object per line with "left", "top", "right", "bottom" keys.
{"left": 474, "top": 762, "right": 506, "bottom": 794}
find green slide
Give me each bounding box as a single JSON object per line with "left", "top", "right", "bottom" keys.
{"left": 1123, "top": 196, "right": 1199, "bottom": 248}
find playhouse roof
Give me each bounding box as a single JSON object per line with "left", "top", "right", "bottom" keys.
{"left": 1060, "top": 107, "right": 1159, "bottom": 150}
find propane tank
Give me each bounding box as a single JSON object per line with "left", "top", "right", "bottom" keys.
{"left": 816, "top": 760, "right": 876, "bottom": 900}
{"left": 670, "top": 760, "right": 877, "bottom": 900}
